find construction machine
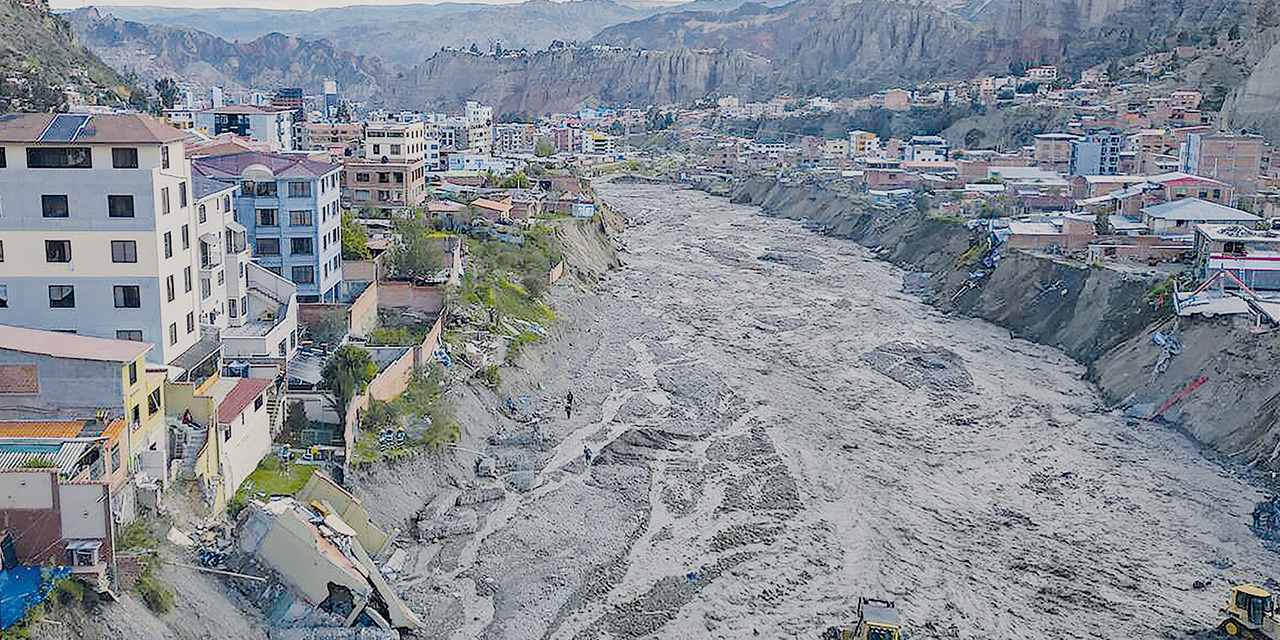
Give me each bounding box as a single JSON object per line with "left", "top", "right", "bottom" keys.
{"left": 822, "top": 597, "right": 904, "bottom": 640}
{"left": 1220, "top": 584, "right": 1280, "bottom": 638}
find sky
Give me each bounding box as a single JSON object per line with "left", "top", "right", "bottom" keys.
{"left": 50, "top": 0, "right": 533, "bottom": 9}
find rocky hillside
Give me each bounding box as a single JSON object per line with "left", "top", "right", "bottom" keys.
{"left": 381, "top": 46, "right": 772, "bottom": 114}
{"left": 86, "top": 0, "right": 651, "bottom": 67}
{"left": 67, "top": 8, "right": 398, "bottom": 103}
{"left": 0, "top": 0, "right": 141, "bottom": 112}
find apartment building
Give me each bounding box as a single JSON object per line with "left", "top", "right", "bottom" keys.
{"left": 1070, "top": 130, "right": 1124, "bottom": 176}
{"left": 494, "top": 123, "right": 536, "bottom": 154}
{"left": 0, "top": 113, "right": 205, "bottom": 365}
{"left": 462, "top": 101, "right": 493, "bottom": 153}
{"left": 192, "top": 152, "right": 343, "bottom": 302}
{"left": 192, "top": 175, "right": 250, "bottom": 330}
{"left": 1180, "top": 133, "right": 1267, "bottom": 195}
{"left": 343, "top": 121, "right": 430, "bottom": 215}
{"left": 193, "top": 105, "right": 297, "bottom": 152}
{"left": 305, "top": 122, "right": 363, "bottom": 157}
{"left": 1033, "top": 133, "right": 1079, "bottom": 171}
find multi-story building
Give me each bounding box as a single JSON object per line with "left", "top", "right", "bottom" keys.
{"left": 494, "top": 123, "right": 536, "bottom": 154}
{"left": 192, "top": 152, "right": 343, "bottom": 302}
{"left": 463, "top": 101, "right": 493, "bottom": 153}
{"left": 848, "top": 130, "right": 880, "bottom": 157}
{"left": 905, "top": 135, "right": 949, "bottom": 162}
{"left": 0, "top": 113, "right": 205, "bottom": 365}
{"left": 1033, "top": 133, "right": 1079, "bottom": 171}
{"left": 305, "top": 122, "right": 363, "bottom": 158}
{"left": 581, "top": 131, "right": 615, "bottom": 155}
{"left": 192, "top": 174, "right": 250, "bottom": 331}
{"left": 1070, "top": 130, "right": 1125, "bottom": 176}
{"left": 1180, "top": 133, "right": 1268, "bottom": 195}
{"left": 343, "top": 121, "right": 430, "bottom": 215}
{"left": 193, "top": 105, "right": 297, "bottom": 152}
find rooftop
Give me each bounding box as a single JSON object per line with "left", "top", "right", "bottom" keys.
{"left": 0, "top": 325, "right": 150, "bottom": 363}
{"left": 1142, "top": 198, "right": 1260, "bottom": 221}
{"left": 0, "top": 113, "right": 187, "bottom": 145}
{"left": 217, "top": 378, "right": 273, "bottom": 424}
{"left": 199, "top": 104, "right": 296, "bottom": 115}
{"left": 193, "top": 151, "right": 339, "bottom": 182}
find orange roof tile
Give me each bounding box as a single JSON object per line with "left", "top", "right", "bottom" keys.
{"left": 0, "top": 421, "right": 85, "bottom": 438}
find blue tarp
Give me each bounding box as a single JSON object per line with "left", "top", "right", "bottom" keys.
{"left": 0, "top": 565, "right": 71, "bottom": 628}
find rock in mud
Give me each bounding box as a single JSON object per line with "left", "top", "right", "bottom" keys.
{"left": 860, "top": 341, "right": 973, "bottom": 391}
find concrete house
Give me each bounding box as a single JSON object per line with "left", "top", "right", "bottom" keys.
{"left": 193, "top": 152, "right": 343, "bottom": 302}
{"left": 0, "top": 113, "right": 205, "bottom": 364}
{"left": 1141, "top": 198, "right": 1260, "bottom": 236}
{"left": 0, "top": 469, "right": 113, "bottom": 589}
{"left": 193, "top": 105, "right": 297, "bottom": 152}
{"left": 165, "top": 376, "right": 275, "bottom": 512}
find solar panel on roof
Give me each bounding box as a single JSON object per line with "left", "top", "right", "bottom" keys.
{"left": 39, "top": 114, "right": 90, "bottom": 142}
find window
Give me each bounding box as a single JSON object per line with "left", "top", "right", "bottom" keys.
{"left": 394, "top": 172, "right": 404, "bottom": 183}
{"left": 48, "top": 285, "right": 74, "bottom": 308}
{"left": 169, "top": 323, "right": 177, "bottom": 345}
{"left": 355, "top": 172, "right": 370, "bottom": 183}
{"left": 113, "top": 285, "right": 141, "bottom": 308}
{"left": 288, "top": 181, "right": 312, "bottom": 198}
{"left": 42, "top": 195, "right": 69, "bottom": 218}
{"left": 163, "top": 232, "right": 173, "bottom": 259}
{"left": 257, "top": 209, "right": 278, "bottom": 226}
{"left": 45, "top": 240, "right": 71, "bottom": 263}
{"left": 111, "top": 443, "right": 120, "bottom": 473}
{"left": 132, "top": 404, "right": 140, "bottom": 426}
{"left": 222, "top": 195, "right": 231, "bottom": 212}
{"left": 111, "top": 240, "right": 137, "bottom": 263}
{"left": 184, "top": 266, "right": 192, "bottom": 292}
{"left": 241, "top": 181, "right": 277, "bottom": 197}
{"left": 179, "top": 182, "right": 188, "bottom": 208}
{"left": 278, "top": 340, "right": 287, "bottom": 356}
{"left": 186, "top": 311, "right": 195, "bottom": 334}
{"left": 217, "top": 270, "right": 224, "bottom": 285}
{"left": 181, "top": 225, "right": 190, "bottom": 250}
{"left": 0, "top": 285, "right": 7, "bottom": 308}
{"left": 378, "top": 172, "right": 390, "bottom": 183}
{"left": 27, "top": 147, "right": 91, "bottom": 169}
{"left": 291, "top": 237, "right": 313, "bottom": 255}
{"left": 166, "top": 275, "right": 175, "bottom": 302}
{"left": 256, "top": 238, "right": 280, "bottom": 255}
{"left": 372, "top": 144, "right": 380, "bottom": 154}
{"left": 228, "top": 298, "right": 237, "bottom": 318}
{"left": 0, "top": 148, "right": 5, "bottom": 168}
{"left": 290, "top": 210, "right": 313, "bottom": 226}
{"left": 112, "top": 148, "right": 138, "bottom": 168}
{"left": 144, "top": 387, "right": 161, "bottom": 418}
{"left": 161, "top": 145, "right": 170, "bottom": 169}
{"left": 390, "top": 145, "right": 401, "bottom": 155}
{"left": 0, "top": 240, "right": 4, "bottom": 262}
{"left": 201, "top": 278, "right": 211, "bottom": 299}
{"left": 355, "top": 189, "right": 370, "bottom": 201}
{"left": 108, "top": 195, "right": 135, "bottom": 218}
{"left": 116, "top": 330, "right": 142, "bottom": 342}
{"left": 198, "top": 204, "right": 207, "bottom": 224}
{"left": 292, "top": 266, "right": 315, "bottom": 284}
{"left": 161, "top": 187, "right": 170, "bottom": 214}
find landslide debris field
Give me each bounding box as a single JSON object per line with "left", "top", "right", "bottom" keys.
{"left": 392, "top": 183, "right": 1276, "bottom": 639}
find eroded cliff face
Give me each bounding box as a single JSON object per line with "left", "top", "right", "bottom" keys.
{"left": 1222, "top": 29, "right": 1280, "bottom": 141}
{"left": 67, "top": 8, "right": 396, "bottom": 101}
{"left": 382, "top": 47, "right": 772, "bottom": 113}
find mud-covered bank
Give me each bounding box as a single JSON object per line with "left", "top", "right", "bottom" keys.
{"left": 728, "top": 177, "right": 1280, "bottom": 470}
{"left": 730, "top": 178, "right": 1164, "bottom": 365}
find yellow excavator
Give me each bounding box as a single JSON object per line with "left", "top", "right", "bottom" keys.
{"left": 822, "top": 598, "right": 904, "bottom": 640}
{"left": 1220, "top": 584, "right": 1280, "bottom": 638}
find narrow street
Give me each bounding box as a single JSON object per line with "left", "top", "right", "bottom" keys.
{"left": 420, "top": 182, "right": 1275, "bottom": 639}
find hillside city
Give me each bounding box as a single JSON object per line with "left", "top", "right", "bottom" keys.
{"left": 5, "top": 0, "right": 1280, "bottom": 636}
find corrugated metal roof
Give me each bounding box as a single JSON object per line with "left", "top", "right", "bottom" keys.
{"left": 0, "top": 441, "right": 90, "bottom": 473}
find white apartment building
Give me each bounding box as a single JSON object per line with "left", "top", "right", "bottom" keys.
{"left": 0, "top": 113, "right": 203, "bottom": 364}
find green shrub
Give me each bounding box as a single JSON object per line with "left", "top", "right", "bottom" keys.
{"left": 116, "top": 520, "right": 158, "bottom": 552}
{"left": 476, "top": 365, "right": 501, "bottom": 388}
{"left": 53, "top": 578, "right": 84, "bottom": 606}
{"left": 135, "top": 572, "right": 173, "bottom": 614}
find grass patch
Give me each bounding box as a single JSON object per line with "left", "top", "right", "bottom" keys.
{"left": 368, "top": 323, "right": 437, "bottom": 346}
{"left": 116, "top": 519, "right": 159, "bottom": 552}
{"left": 234, "top": 456, "right": 314, "bottom": 503}
{"left": 135, "top": 572, "right": 173, "bottom": 614}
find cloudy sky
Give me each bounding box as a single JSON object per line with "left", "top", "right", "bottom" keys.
{"left": 51, "top": 0, "right": 523, "bottom": 8}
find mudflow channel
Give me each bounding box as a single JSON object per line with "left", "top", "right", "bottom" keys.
{"left": 427, "top": 182, "right": 1277, "bottom": 640}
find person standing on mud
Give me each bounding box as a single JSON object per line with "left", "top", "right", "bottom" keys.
{"left": 566, "top": 390, "right": 574, "bottom": 419}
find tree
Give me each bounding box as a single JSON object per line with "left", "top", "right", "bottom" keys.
{"left": 311, "top": 309, "right": 346, "bottom": 345}
{"left": 341, "top": 210, "right": 371, "bottom": 260}
{"left": 388, "top": 218, "right": 445, "bottom": 282}
{"left": 964, "top": 128, "right": 987, "bottom": 149}
{"left": 154, "top": 78, "right": 179, "bottom": 110}
{"left": 1095, "top": 211, "right": 1110, "bottom": 235}
{"left": 534, "top": 138, "right": 557, "bottom": 157}
{"left": 499, "top": 171, "right": 530, "bottom": 189}
{"left": 322, "top": 345, "right": 377, "bottom": 419}
{"left": 283, "top": 401, "right": 307, "bottom": 444}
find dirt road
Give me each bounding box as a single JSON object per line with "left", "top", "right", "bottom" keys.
{"left": 410, "top": 182, "right": 1275, "bottom": 639}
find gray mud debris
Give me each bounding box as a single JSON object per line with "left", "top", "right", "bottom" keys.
{"left": 860, "top": 340, "right": 974, "bottom": 391}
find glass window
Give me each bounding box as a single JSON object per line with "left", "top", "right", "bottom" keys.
{"left": 201, "top": 278, "right": 211, "bottom": 299}
{"left": 27, "top": 147, "right": 91, "bottom": 168}
{"left": 148, "top": 388, "right": 161, "bottom": 415}
{"left": 42, "top": 195, "right": 69, "bottom": 218}
{"left": 161, "top": 146, "right": 170, "bottom": 169}
{"left": 241, "top": 181, "right": 277, "bottom": 197}
{"left": 229, "top": 298, "right": 237, "bottom": 318}
{"left": 169, "top": 323, "right": 177, "bottom": 345}
{"left": 0, "top": 148, "right": 5, "bottom": 168}
{"left": 161, "top": 187, "right": 171, "bottom": 214}
{"left": 181, "top": 224, "right": 189, "bottom": 250}
{"left": 291, "top": 237, "right": 313, "bottom": 255}
{"left": 183, "top": 266, "right": 192, "bottom": 292}
{"left": 128, "top": 362, "right": 137, "bottom": 385}
{"left": 355, "top": 172, "right": 370, "bottom": 182}
{"left": 111, "top": 148, "right": 138, "bottom": 169}
{"left": 45, "top": 240, "right": 71, "bottom": 263}
{"left": 166, "top": 275, "right": 175, "bottom": 302}
{"left": 291, "top": 266, "right": 315, "bottom": 284}
{"left": 179, "top": 181, "right": 188, "bottom": 208}
{"left": 288, "top": 181, "right": 312, "bottom": 198}
{"left": 111, "top": 240, "right": 137, "bottom": 263}
{"left": 256, "top": 238, "right": 280, "bottom": 255}
{"left": 290, "top": 210, "right": 313, "bottom": 226}
{"left": 257, "top": 209, "right": 278, "bottom": 226}
{"left": 186, "top": 311, "right": 194, "bottom": 334}
{"left": 164, "top": 232, "right": 172, "bottom": 259}
{"left": 116, "top": 330, "right": 142, "bottom": 342}
{"left": 0, "top": 240, "right": 4, "bottom": 262}
{"left": 0, "top": 285, "right": 7, "bottom": 308}
{"left": 108, "top": 195, "right": 135, "bottom": 218}
{"left": 113, "top": 285, "right": 141, "bottom": 308}
{"left": 198, "top": 203, "right": 207, "bottom": 224}
{"left": 48, "top": 285, "right": 74, "bottom": 308}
